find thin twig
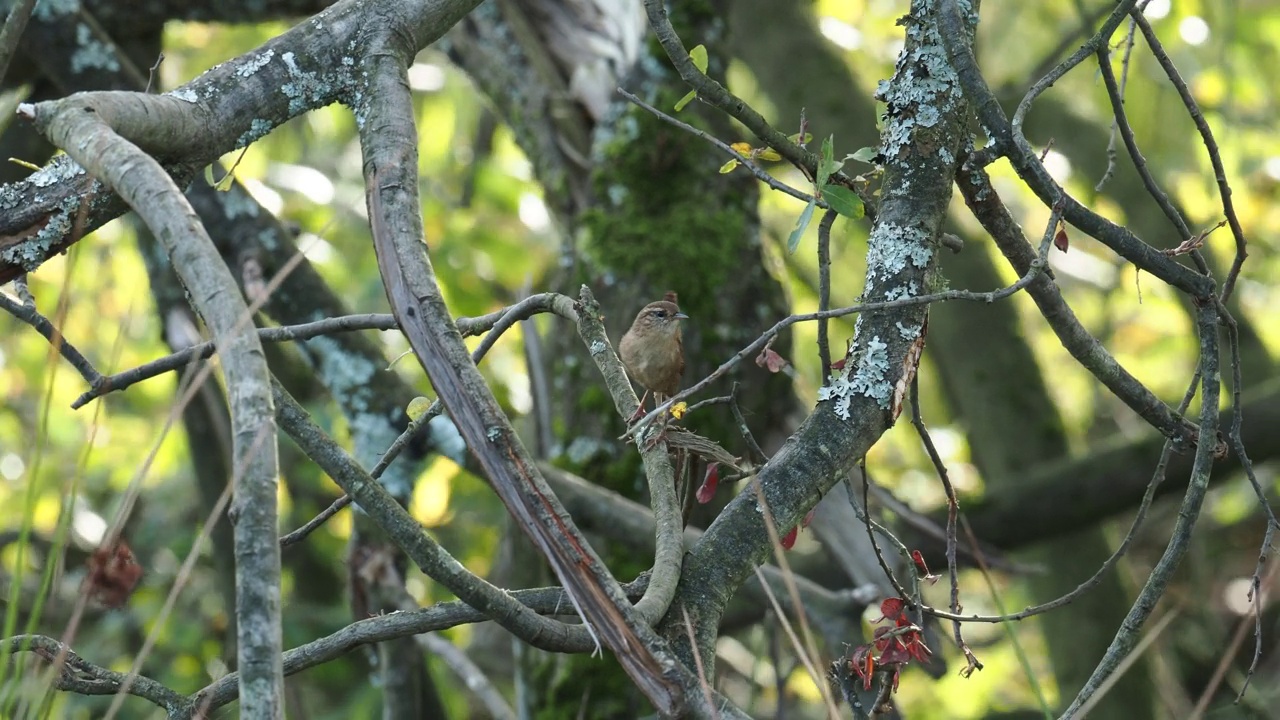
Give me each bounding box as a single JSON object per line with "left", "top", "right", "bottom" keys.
{"left": 277, "top": 294, "right": 573, "bottom": 547}
{"left": 1215, "top": 301, "right": 1279, "bottom": 699}
{"left": 1128, "top": 10, "right": 1250, "bottom": 302}
{"left": 938, "top": 0, "right": 1214, "bottom": 298}
{"left": 72, "top": 313, "right": 398, "bottom": 408}
{"left": 419, "top": 634, "right": 517, "bottom": 720}
{"left": 617, "top": 88, "right": 824, "bottom": 209}
{"left": 851, "top": 365, "right": 1199, "bottom": 627}
{"left": 727, "top": 384, "right": 766, "bottom": 465}
{"left": 640, "top": 0, "right": 842, "bottom": 189}
{"left": 1012, "top": 0, "right": 1139, "bottom": 133}
{"left": 1190, "top": 563, "right": 1276, "bottom": 716}
{"left": 681, "top": 606, "right": 720, "bottom": 720}
{"left": 908, "top": 376, "right": 981, "bottom": 677}
{"left": 0, "top": 290, "right": 104, "bottom": 390}
{"left": 1062, "top": 302, "right": 1222, "bottom": 718}
{"left": 626, "top": 236, "right": 1055, "bottom": 437}
{"left": 1095, "top": 40, "right": 1208, "bottom": 274}
{"left": 1096, "top": 16, "right": 1139, "bottom": 191}
{"left": 279, "top": 495, "right": 352, "bottom": 548}
{"left": 816, "top": 209, "right": 835, "bottom": 384}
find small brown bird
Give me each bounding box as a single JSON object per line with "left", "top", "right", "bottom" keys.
{"left": 619, "top": 292, "right": 688, "bottom": 420}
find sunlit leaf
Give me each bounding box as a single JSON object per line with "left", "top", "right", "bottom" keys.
{"left": 406, "top": 396, "right": 432, "bottom": 420}
{"left": 674, "top": 89, "right": 696, "bottom": 112}
{"left": 821, "top": 184, "right": 864, "bottom": 219}
{"left": 757, "top": 148, "right": 781, "bottom": 161}
{"left": 670, "top": 401, "right": 687, "bottom": 420}
{"left": 787, "top": 198, "right": 816, "bottom": 254}
{"left": 719, "top": 159, "right": 740, "bottom": 174}
{"left": 730, "top": 142, "right": 753, "bottom": 154}
{"left": 849, "top": 146, "right": 878, "bottom": 164}
{"left": 689, "top": 44, "right": 708, "bottom": 73}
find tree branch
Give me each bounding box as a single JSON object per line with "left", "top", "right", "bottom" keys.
{"left": 23, "top": 87, "right": 284, "bottom": 716}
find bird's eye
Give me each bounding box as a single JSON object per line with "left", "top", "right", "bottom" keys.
{"left": 652, "top": 309, "right": 667, "bottom": 319}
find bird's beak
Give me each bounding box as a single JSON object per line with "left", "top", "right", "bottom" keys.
{"left": 674, "top": 312, "right": 689, "bottom": 320}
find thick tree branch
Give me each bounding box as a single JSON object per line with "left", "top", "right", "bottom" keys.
{"left": 1, "top": 0, "right": 477, "bottom": 283}
{"left": 22, "top": 92, "right": 284, "bottom": 716}
{"left": 651, "top": 0, "right": 975, "bottom": 671}
{"left": 352, "top": 27, "right": 718, "bottom": 715}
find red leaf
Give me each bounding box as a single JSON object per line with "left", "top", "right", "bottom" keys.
{"left": 906, "top": 635, "right": 933, "bottom": 663}
{"left": 780, "top": 525, "right": 799, "bottom": 549}
{"left": 1054, "top": 227, "right": 1069, "bottom": 253}
{"left": 877, "top": 597, "right": 906, "bottom": 622}
{"left": 755, "top": 346, "right": 789, "bottom": 373}
{"left": 911, "top": 550, "right": 930, "bottom": 576}
{"left": 877, "top": 640, "right": 911, "bottom": 665}
{"left": 830, "top": 357, "right": 846, "bottom": 371}
{"left": 696, "top": 462, "right": 720, "bottom": 504}
{"left": 801, "top": 508, "right": 816, "bottom": 528}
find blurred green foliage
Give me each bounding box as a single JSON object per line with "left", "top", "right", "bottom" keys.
{"left": 0, "top": 0, "right": 1277, "bottom": 717}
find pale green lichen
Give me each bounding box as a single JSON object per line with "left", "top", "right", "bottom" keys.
{"left": 817, "top": 335, "right": 893, "bottom": 415}
{"left": 237, "top": 49, "right": 275, "bottom": 78}
{"left": 237, "top": 118, "right": 275, "bottom": 148}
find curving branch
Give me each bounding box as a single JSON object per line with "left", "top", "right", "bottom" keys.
{"left": 936, "top": 0, "right": 1214, "bottom": 299}
{"left": 21, "top": 90, "right": 285, "bottom": 716}
{"left": 1, "top": 635, "right": 184, "bottom": 712}
{"left": 649, "top": 0, "right": 977, "bottom": 672}
{"left": 353, "top": 33, "right": 710, "bottom": 712}
{"left": 0, "top": 0, "right": 477, "bottom": 283}
{"left": 955, "top": 163, "right": 1198, "bottom": 446}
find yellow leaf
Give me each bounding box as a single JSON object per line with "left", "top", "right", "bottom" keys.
{"left": 7, "top": 158, "right": 40, "bottom": 171}
{"left": 730, "top": 142, "right": 753, "bottom": 154}
{"left": 719, "top": 159, "right": 740, "bottom": 174}
{"left": 670, "top": 402, "right": 688, "bottom": 420}
{"left": 406, "top": 396, "right": 432, "bottom": 421}
{"left": 758, "top": 148, "right": 782, "bottom": 161}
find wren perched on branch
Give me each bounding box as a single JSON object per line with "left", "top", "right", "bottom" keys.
{"left": 619, "top": 291, "right": 688, "bottom": 421}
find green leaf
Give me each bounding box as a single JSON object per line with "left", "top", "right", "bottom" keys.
{"left": 406, "top": 396, "right": 432, "bottom": 421}
{"left": 849, "top": 146, "right": 878, "bottom": 164}
{"left": 674, "top": 89, "right": 696, "bottom": 112}
{"left": 204, "top": 164, "right": 216, "bottom": 186}
{"left": 817, "top": 135, "right": 842, "bottom": 188}
{"left": 689, "top": 44, "right": 708, "bottom": 73}
{"left": 787, "top": 199, "right": 817, "bottom": 254}
{"left": 718, "top": 159, "right": 740, "bottom": 174}
{"left": 821, "top": 184, "right": 864, "bottom": 219}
